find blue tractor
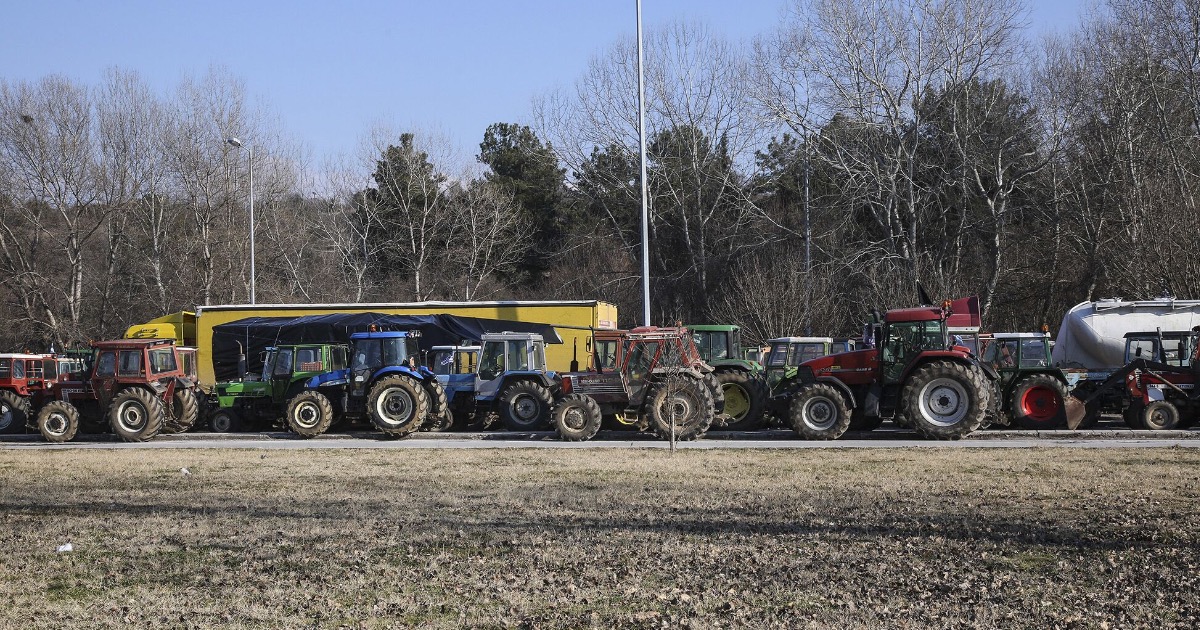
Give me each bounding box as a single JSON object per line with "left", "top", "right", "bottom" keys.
{"left": 298, "top": 329, "right": 448, "bottom": 437}
{"left": 427, "top": 343, "right": 479, "bottom": 430}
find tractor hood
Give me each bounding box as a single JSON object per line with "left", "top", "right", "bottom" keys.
{"left": 800, "top": 348, "right": 875, "bottom": 372}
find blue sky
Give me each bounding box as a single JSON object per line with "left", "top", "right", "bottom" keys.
{"left": 4, "top": 0, "right": 1089, "bottom": 167}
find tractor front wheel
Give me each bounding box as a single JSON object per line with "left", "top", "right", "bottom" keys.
{"left": 208, "top": 408, "right": 242, "bottom": 433}
{"left": 367, "top": 375, "right": 429, "bottom": 437}
{"left": 1011, "top": 374, "right": 1068, "bottom": 430}
{"left": 499, "top": 381, "right": 553, "bottom": 431}
{"left": 788, "top": 383, "right": 851, "bottom": 440}
{"left": 108, "top": 388, "right": 166, "bottom": 442}
{"left": 711, "top": 370, "right": 768, "bottom": 431}
{"left": 1141, "top": 400, "right": 1182, "bottom": 431}
{"left": 287, "top": 390, "right": 335, "bottom": 438}
{"left": 37, "top": 400, "right": 79, "bottom": 443}
{"left": 552, "top": 394, "right": 602, "bottom": 442}
{"left": 901, "top": 362, "right": 989, "bottom": 440}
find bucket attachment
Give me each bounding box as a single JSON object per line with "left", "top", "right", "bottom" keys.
{"left": 1064, "top": 396, "right": 1089, "bottom": 430}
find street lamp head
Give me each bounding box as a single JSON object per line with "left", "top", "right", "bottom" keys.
{"left": 226, "top": 137, "right": 243, "bottom": 148}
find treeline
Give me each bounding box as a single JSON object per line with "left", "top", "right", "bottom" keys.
{"left": 2, "top": 0, "right": 1199, "bottom": 350}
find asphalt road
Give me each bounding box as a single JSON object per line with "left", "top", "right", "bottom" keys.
{"left": 2, "top": 425, "right": 1198, "bottom": 450}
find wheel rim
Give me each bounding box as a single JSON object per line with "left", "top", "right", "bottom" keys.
{"left": 802, "top": 396, "right": 837, "bottom": 431}
{"left": 1019, "top": 385, "right": 1060, "bottom": 422}
{"left": 917, "top": 378, "right": 969, "bottom": 427}
{"left": 211, "top": 413, "right": 232, "bottom": 432}
{"left": 116, "top": 399, "right": 149, "bottom": 431}
{"left": 376, "top": 386, "right": 414, "bottom": 423}
{"left": 562, "top": 405, "right": 587, "bottom": 431}
{"left": 1146, "top": 405, "right": 1175, "bottom": 429}
{"left": 43, "top": 412, "right": 68, "bottom": 436}
{"left": 663, "top": 390, "right": 698, "bottom": 427}
{"left": 293, "top": 401, "right": 322, "bottom": 429}
{"left": 512, "top": 394, "right": 540, "bottom": 421}
{"left": 0, "top": 404, "right": 12, "bottom": 431}
{"left": 722, "top": 383, "right": 750, "bottom": 420}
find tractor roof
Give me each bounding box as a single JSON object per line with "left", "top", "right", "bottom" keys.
{"left": 991, "top": 332, "right": 1050, "bottom": 340}
{"left": 0, "top": 353, "right": 46, "bottom": 360}
{"left": 431, "top": 345, "right": 481, "bottom": 351}
{"left": 480, "top": 332, "right": 543, "bottom": 342}
{"left": 350, "top": 330, "right": 419, "bottom": 340}
{"left": 686, "top": 324, "right": 739, "bottom": 332}
{"left": 91, "top": 339, "right": 175, "bottom": 350}
{"left": 767, "top": 337, "right": 833, "bottom": 344}
{"left": 884, "top": 307, "right": 944, "bottom": 323}
{"left": 628, "top": 326, "right": 688, "bottom": 337}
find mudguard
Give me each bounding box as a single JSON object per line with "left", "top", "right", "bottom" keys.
{"left": 815, "top": 376, "right": 857, "bottom": 409}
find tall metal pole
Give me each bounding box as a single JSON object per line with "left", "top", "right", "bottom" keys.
{"left": 803, "top": 141, "right": 811, "bottom": 336}
{"left": 636, "top": 0, "right": 651, "bottom": 327}
{"left": 248, "top": 145, "right": 256, "bottom": 305}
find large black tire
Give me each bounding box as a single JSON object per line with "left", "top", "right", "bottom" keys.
{"left": 367, "top": 375, "right": 429, "bottom": 437}
{"left": 647, "top": 375, "right": 714, "bottom": 441}
{"left": 421, "top": 379, "right": 453, "bottom": 432}
{"left": 0, "top": 390, "right": 31, "bottom": 434}
{"left": 108, "top": 388, "right": 166, "bottom": 442}
{"left": 1123, "top": 402, "right": 1145, "bottom": 429}
{"left": 711, "top": 369, "right": 769, "bottom": 431}
{"left": 788, "top": 383, "right": 851, "bottom": 440}
{"left": 704, "top": 373, "right": 726, "bottom": 416}
{"left": 286, "top": 390, "right": 335, "bottom": 438}
{"left": 1141, "top": 400, "right": 1182, "bottom": 431}
{"left": 552, "top": 393, "right": 602, "bottom": 442}
{"left": 208, "top": 408, "right": 242, "bottom": 433}
{"left": 37, "top": 400, "right": 79, "bottom": 443}
{"left": 163, "top": 388, "right": 200, "bottom": 434}
{"left": 901, "top": 362, "right": 990, "bottom": 440}
{"left": 499, "top": 380, "right": 553, "bottom": 431}
{"left": 1010, "top": 374, "right": 1068, "bottom": 430}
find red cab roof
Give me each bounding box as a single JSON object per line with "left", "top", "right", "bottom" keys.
{"left": 91, "top": 339, "right": 176, "bottom": 350}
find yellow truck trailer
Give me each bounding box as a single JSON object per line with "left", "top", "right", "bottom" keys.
{"left": 125, "top": 300, "right": 618, "bottom": 387}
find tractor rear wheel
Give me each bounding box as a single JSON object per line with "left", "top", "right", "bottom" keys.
{"left": 163, "top": 388, "right": 200, "bottom": 434}
{"left": 36, "top": 400, "right": 79, "bottom": 443}
{"left": 552, "top": 393, "right": 602, "bottom": 442}
{"left": 1141, "top": 400, "right": 1182, "bottom": 430}
{"left": 367, "top": 375, "right": 429, "bottom": 437}
{"left": 1010, "top": 374, "right": 1068, "bottom": 430}
{"left": 901, "top": 361, "right": 989, "bottom": 440}
{"left": 788, "top": 383, "right": 851, "bottom": 440}
{"left": 208, "top": 408, "right": 242, "bottom": 433}
{"left": 287, "top": 390, "right": 335, "bottom": 438}
{"left": 704, "top": 373, "right": 726, "bottom": 416}
{"left": 711, "top": 370, "right": 768, "bottom": 431}
{"left": 499, "top": 381, "right": 553, "bottom": 431}
{"left": 0, "top": 390, "right": 31, "bottom": 434}
{"left": 109, "top": 388, "right": 165, "bottom": 442}
{"left": 421, "top": 379, "right": 452, "bottom": 432}
{"left": 647, "top": 375, "right": 714, "bottom": 441}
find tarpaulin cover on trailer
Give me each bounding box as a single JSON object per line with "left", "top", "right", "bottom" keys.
{"left": 210, "top": 312, "right": 562, "bottom": 382}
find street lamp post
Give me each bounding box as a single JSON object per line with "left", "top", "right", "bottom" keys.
{"left": 226, "top": 137, "right": 255, "bottom": 305}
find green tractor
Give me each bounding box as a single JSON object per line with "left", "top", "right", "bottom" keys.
{"left": 208, "top": 343, "right": 350, "bottom": 434}
{"left": 687, "top": 324, "right": 770, "bottom": 430}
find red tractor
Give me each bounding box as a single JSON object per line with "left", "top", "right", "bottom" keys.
{"left": 32, "top": 339, "right": 201, "bottom": 443}
{"left": 777, "top": 297, "right": 998, "bottom": 440}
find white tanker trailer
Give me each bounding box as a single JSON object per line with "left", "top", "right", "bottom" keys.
{"left": 1052, "top": 298, "right": 1200, "bottom": 370}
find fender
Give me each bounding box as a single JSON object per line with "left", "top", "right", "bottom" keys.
{"left": 500, "top": 370, "right": 557, "bottom": 390}
{"left": 367, "top": 365, "right": 427, "bottom": 389}
{"left": 814, "top": 376, "right": 857, "bottom": 409}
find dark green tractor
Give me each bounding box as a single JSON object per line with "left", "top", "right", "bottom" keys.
{"left": 209, "top": 343, "right": 350, "bottom": 434}
{"left": 687, "top": 324, "right": 769, "bottom": 430}
{"left": 979, "top": 332, "right": 1068, "bottom": 429}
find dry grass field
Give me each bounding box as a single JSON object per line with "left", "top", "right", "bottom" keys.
{"left": 1, "top": 447, "right": 1199, "bottom": 628}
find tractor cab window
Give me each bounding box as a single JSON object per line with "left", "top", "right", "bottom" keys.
{"left": 594, "top": 339, "right": 619, "bottom": 371}
{"left": 178, "top": 350, "right": 197, "bottom": 378}
{"left": 1126, "top": 338, "right": 1157, "bottom": 363}
{"left": 118, "top": 350, "right": 144, "bottom": 377}
{"left": 693, "top": 331, "right": 729, "bottom": 361}
{"left": 148, "top": 348, "right": 177, "bottom": 374}
{"left": 95, "top": 352, "right": 116, "bottom": 378}
{"left": 883, "top": 321, "right": 944, "bottom": 377}
{"left": 431, "top": 350, "right": 454, "bottom": 376}
{"left": 766, "top": 343, "right": 789, "bottom": 368}
{"left": 295, "top": 348, "right": 322, "bottom": 372}
{"left": 478, "top": 341, "right": 505, "bottom": 381}
{"left": 0, "top": 358, "right": 10, "bottom": 379}
{"left": 41, "top": 359, "right": 57, "bottom": 381}
{"left": 506, "top": 340, "right": 531, "bottom": 372}
{"left": 273, "top": 348, "right": 294, "bottom": 376}
{"left": 795, "top": 343, "right": 827, "bottom": 365}
{"left": 1019, "top": 339, "right": 1049, "bottom": 368}
{"left": 625, "top": 341, "right": 660, "bottom": 383}
{"left": 983, "top": 340, "right": 1017, "bottom": 369}
{"left": 352, "top": 341, "right": 381, "bottom": 371}
{"left": 330, "top": 346, "right": 348, "bottom": 372}
{"left": 382, "top": 337, "right": 410, "bottom": 367}
{"left": 262, "top": 349, "right": 278, "bottom": 381}
{"left": 12, "top": 359, "right": 24, "bottom": 379}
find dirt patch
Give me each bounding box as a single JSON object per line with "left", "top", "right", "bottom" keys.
{"left": 1, "top": 448, "right": 1198, "bottom": 628}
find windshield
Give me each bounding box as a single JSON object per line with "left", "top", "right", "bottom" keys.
{"left": 149, "top": 348, "right": 177, "bottom": 374}
{"left": 766, "top": 343, "right": 789, "bottom": 368}
{"left": 594, "top": 339, "right": 619, "bottom": 370}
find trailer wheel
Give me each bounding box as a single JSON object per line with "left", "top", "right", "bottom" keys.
{"left": 286, "top": 390, "right": 335, "bottom": 438}
{"left": 788, "top": 383, "right": 851, "bottom": 440}
{"left": 109, "top": 388, "right": 165, "bottom": 442}
{"left": 552, "top": 393, "right": 602, "bottom": 442}
{"left": 163, "top": 388, "right": 200, "bottom": 434}
{"left": 208, "top": 408, "right": 242, "bottom": 433}
{"left": 367, "top": 375, "right": 429, "bottom": 437}
{"left": 1141, "top": 401, "right": 1182, "bottom": 431}
{"left": 711, "top": 370, "right": 769, "bottom": 431}
{"left": 499, "top": 380, "right": 553, "bottom": 431}
{"left": 902, "top": 361, "right": 989, "bottom": 440}
{"left": 37, "top": 400, "right": 79, "bottom": 443}
{"left": 421, "top": 379, "right": 452, "bottom": 432}
{"left": 1011, "top": 374, "right": 1068, "bottom": 429}
{"left": 0, "top": 390, "right": 31, "bottom": 434}
{"left": 647, "top": 375, "right": 713, "bottom": 441}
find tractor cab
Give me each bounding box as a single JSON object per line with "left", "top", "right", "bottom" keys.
{"left": 764, "top": 337, "right": 835, "bottom": 389}
{"left": 260, "top": 344, "right": 348, "bottom": 401}
{"left": 1123, "top": 330, "right": 1198, "bottom": 367}
{"left": 476, "top": 333, "right": 548, "bottom": 401}
{"left": 0, "top": 353, "right": 56, "bottom": 398}
{"left": 689, "top": 324, "right": 741, "bottom": 362}
{"left": 348, "top": 331, "right": 423, "bottom": 397}
{"left": 981, "top": 333, "right": 1052, "bottom": 372}
{"left": 429, "top": 345, "right": 479, "bottom": 377}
